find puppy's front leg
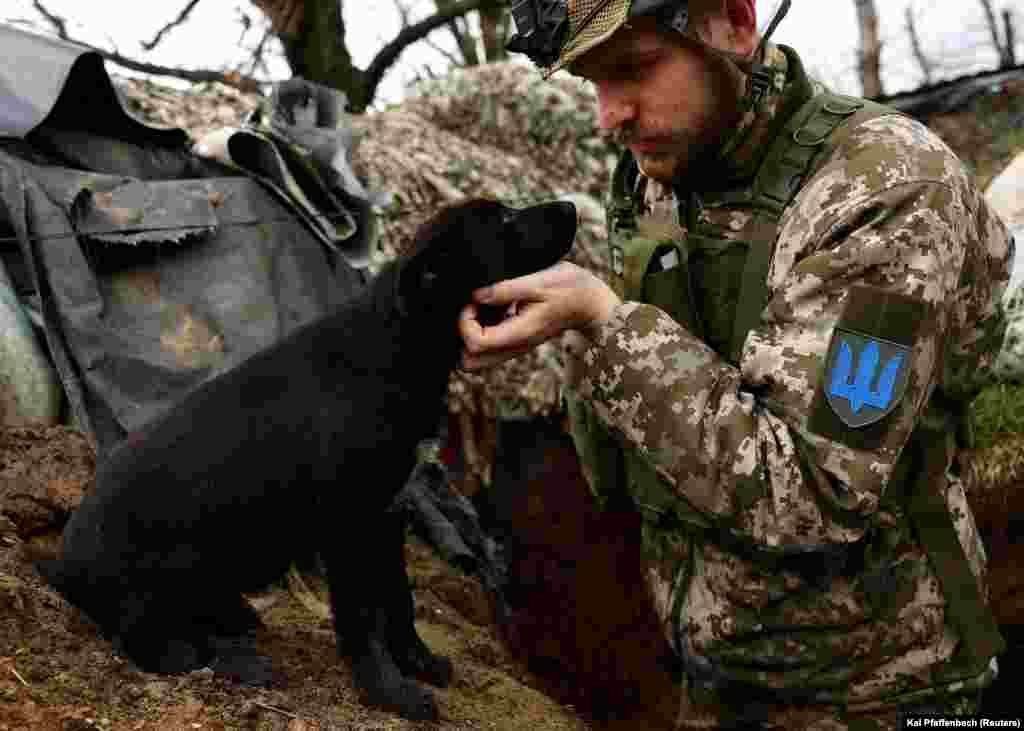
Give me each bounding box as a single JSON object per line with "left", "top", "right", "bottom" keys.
{"left": 323, "top": 541, "right": 438, "bottom": 721}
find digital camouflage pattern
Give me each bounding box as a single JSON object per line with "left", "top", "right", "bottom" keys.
{"left": 566, "top": 42, "right": 1013, "bottom": 729}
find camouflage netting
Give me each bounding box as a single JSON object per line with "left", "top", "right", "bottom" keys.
{"left": 117, "top": 63, "right": 617, "bottom": 489}
{"left": 119, "top": 77, "right": 264, "bottom": 140}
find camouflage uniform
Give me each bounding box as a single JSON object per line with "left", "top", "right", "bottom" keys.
{"left": 564, "top": 42, "right": 1013, "bottom": 730}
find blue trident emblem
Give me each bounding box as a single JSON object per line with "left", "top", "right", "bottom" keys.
{"left": 827, "top": 338, "right": 904, "bottom": 415}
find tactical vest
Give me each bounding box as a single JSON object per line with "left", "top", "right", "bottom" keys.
{"left": 566, "top": 79, "right": 1006, "bottom": 688}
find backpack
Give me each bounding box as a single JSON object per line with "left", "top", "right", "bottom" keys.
{"left": 0, "top": 25, "right": 371, "bottom": 455}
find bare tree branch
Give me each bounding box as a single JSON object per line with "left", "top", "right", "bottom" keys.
{"left": 236, "top": 9, "right": 254, "bottom": 45}
{"left": 435, "top": 0, "right": 479, "bottom": 66}
{"left": 449, "top": 19, "right": 478, "bottom": 66}
{"left": 141, "top": 0, "right": 202, "bottom": 51}
{"left": 98, "top": 46, "right": 264, "bottom": 91}
{"left": 1004, "top": 9, "right": 1018, "bottom": 68}
{"left": 978, "top": 0, "right": 1010, "bottom": 68}
{"left": 905, "top": 6, "right": 933, "bottom": 85}
{"left": 31, "top": 0, "right": 262, "bottom": 91}
{"left": 246, "top": 28, "right": 275, "bottom": 77}
{"left": 422, "top": 33, "right": 465, "bottom": 67}
{"left": 393, "top": 0, "right": 466, "bottom": 73}
{"left": 392, "top": 0, "right": 413, "bottom": 27}
{"left": 32, "top": 0, "right": 70, "bottom": 40}
{"left": 363, "top": 0, "right": 499, "bottom": 104}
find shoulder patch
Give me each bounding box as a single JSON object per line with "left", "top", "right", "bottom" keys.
{"left": 807, "top": 286, "right": 929, "bottom": 450}
{"left": 824, "top": 330, "right": 909, "bottom": 427}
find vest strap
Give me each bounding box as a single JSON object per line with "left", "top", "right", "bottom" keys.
{"left": 728, "top": 93, "right": 867, "bottom": 362}
{"left": 895, "top": 402, "right": 1007, "bottom": 679}
{"left": 623, "top": 236, "right": 671, "bottom": 301}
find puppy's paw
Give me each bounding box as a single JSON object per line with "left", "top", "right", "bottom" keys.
{"left": 209, "top": 637, "right": 275, "bottom": 687}
{"left": 393, "top": 639, "right": 453, "bottom": 688}
{"left": 360, "top": 674, "right": 438, "bottom": 722}
{"left": 352, "top": 639, "right": 439, "bottom": 721}
{"left": 114, "top": 635, "right": 211, "bottom": 675}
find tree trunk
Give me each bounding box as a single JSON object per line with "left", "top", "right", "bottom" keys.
{"left": 253, "top": 0, "right": 368, "bottom": 108}
{"left": 434, "top": 0, "right": 481, "bottom": 66}
{"left": 479, "top": 5, "right": 509, "bottom": 63}
{"left": 251, "top": 0, "right": 500, "bottom": 112}
{"left": 854, "top": 0, "right": 884, "bottom": 98}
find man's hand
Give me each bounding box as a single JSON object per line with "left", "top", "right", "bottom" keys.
{"left": 459, "top": 261, "right": 621, "bottom": 370}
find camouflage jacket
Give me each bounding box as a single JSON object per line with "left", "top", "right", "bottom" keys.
{"left": 566, "top": 44, "right": 1013, "bottom": 724}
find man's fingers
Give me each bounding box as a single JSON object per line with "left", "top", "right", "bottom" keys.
{"left": 467, "top": 301, "right": 558, "bottom": 353}
{"left": 473, "top": 268, "right": 552, "bottom": 305}
{"left": 459, "top": 302, "right": 483, "bottom": 336}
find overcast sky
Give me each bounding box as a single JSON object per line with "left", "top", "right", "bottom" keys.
{"left": 4, "top": 1, "right": 1021, "bottom": 107}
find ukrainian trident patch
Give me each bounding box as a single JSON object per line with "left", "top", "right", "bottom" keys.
{"left": 824, "top": 330, "right": 910, "bottom": 428}
{"left": 807, "top": 285, "right": 927, "bottom": 449}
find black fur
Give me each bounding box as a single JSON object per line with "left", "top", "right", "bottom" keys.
{"left": 36, "top": 198, "right": 576, "bottom": 721}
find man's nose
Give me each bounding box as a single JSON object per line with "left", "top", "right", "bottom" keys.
{"left": 595, "top": 82, "right": 636, "bottom": 131}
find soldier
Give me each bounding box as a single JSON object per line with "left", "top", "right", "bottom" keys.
{"left": 459, "top": 0, "right": 1015, "bottom": 728}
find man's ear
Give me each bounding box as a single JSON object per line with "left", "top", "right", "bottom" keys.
{"left": 692, "top": 0, "right": 758, "bottom": 57}
{"left": 724, "top": 0, "right": 758, "bottom": 56}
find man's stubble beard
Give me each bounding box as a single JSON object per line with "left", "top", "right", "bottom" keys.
{"left": 627, "top": 54, "right": 747, "bottom": 185}
{"left": 633, "top": 131, "right": 722, "bottom": 185}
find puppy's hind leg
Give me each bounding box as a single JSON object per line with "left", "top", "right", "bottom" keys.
{"left": 116, "top": 589, "right": 272, "bottom": 686}
{"left": 200, "top": 592, "right": 274, "bottom": 687}
{"left": 112, "top": 592, "right": 214, "bottom": 676}
{"left": 201, "top": 592, "right": 265, "bottom": 637}
{"left": 116, "top": 632, "right": 211, "bottom": 675}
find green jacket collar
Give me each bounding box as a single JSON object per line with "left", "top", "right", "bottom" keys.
{"left": 688, "top": 44, "right": 816, "bottom": 194}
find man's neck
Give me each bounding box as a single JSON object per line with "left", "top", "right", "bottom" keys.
{"left": 699, "top": 42, "right": 796, "bottom": 188}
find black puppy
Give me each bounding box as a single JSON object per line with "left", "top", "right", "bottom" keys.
{"left": 36, "top": 198, "right": 576, "bottom": 721}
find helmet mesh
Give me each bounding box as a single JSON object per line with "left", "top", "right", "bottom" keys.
{"left": 542, "top": 0, "right": 632, "bottom": 77}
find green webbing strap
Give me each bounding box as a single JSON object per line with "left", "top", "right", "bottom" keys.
{"left": 606, "top": 153, "right": 641, "bottom": 290}
{"left": 728, "top": 92, "right": 872, "bottom": 363}
{"left": 623, "top": 236, "right": 669, "bottom": 301}
{"left": 608, "top": 150, "right": 697, "bottom": 331}
{"left": 905, "top": 421, "right": 1006, "bottom": 678}
{"left": 730, "top": 227, "right": 775, "bottom": 363}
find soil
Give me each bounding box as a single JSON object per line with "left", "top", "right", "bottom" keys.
{"left": 0, "top": 426, "right": 590, "bottom": 731}
{"left": 1, "top": 414, "right": 1022, "bottom": 730}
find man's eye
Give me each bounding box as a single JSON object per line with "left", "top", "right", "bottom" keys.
{"left": 610, "top": 62, "right": 637, "bottom": 78}
{"left": 610, "top": 55, "right": 659, "bottom": 80}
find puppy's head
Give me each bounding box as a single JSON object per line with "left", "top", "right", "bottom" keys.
{"left": 399, "top": 198, "right": 577, "bottom": 315}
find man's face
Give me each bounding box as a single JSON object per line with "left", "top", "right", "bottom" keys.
{"left": 570, "top": 16, "right": 745, "bottom": 183}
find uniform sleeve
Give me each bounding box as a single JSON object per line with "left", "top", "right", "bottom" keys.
{"left": 572, "top": 115, "right": 1012, "bottom": 549}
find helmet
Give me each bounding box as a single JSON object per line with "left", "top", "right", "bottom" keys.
{"left": 506, "top": 0, "right": 689, "bottom": 74}
{"left": 506, "top": 0, "right": 792, "bottom": 108}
